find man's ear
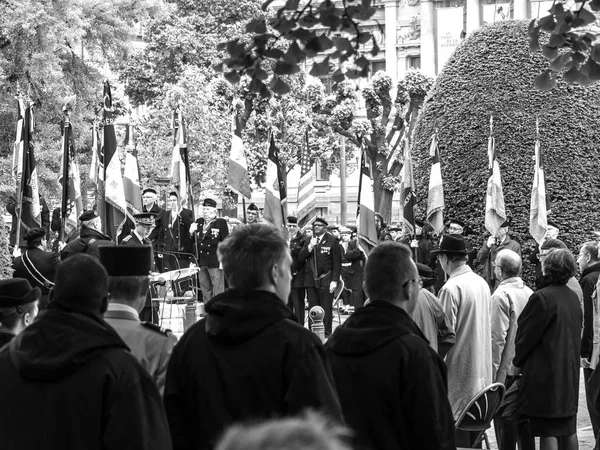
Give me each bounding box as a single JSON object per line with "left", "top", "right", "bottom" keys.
{"left": 100, "top": 295, "right": 108, "bottom": 314}
{"left": 268, "top": 263, "right": 278, "bottom": 287}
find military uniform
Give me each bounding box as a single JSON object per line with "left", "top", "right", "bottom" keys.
{"left": 103, "top": 304, "right": 176, "bottom": 396}
{"left": 121, "top": 231, "right": 151, "bottom": 247}
{"left": 192, "top": 216, "right": 229, "bottom": 303}
{"left": 290, "top": 230, "right": 307, "bottom": 325}
{"left": 156, "top": 208, "right": 194, "bottom": 272}
{"left": 13, "top": 248, "right": 60, "bottom": 309}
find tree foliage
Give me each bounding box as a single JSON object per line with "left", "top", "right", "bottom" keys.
{"left": 412, "top": 20, "right": 600, "bottom": 285}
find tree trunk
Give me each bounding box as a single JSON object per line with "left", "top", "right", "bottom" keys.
{"left": 372, "top": 168, "right": 395, "bottom": 224}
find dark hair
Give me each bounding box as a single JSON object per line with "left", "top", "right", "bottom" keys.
{"left": 581, "top": 241, "right": 600, "bottom": 261}
{"left": 217, "top": 224, "right": 288, "bottom": 290}
{"left": 0, "top": 302, "right": 37, "bottom": 331}
{"left": 541, "top": 238, "right": 567, "bottom": 251}
{"left": 364, "top": 242, "right": 416, "bottom": 301}
{"left": 26, "top": 236, "right": 45, "bottom": 249}
{"left": 108, "top": 276, "right": 149, "bottom": 307}
{"left": 52, "top": 254, "right": 108, "bottom": 313}
{"left": 542, "top": 248, "right": 576, "bottom": 285}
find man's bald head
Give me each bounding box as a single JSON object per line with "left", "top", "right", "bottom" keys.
{"left": 495, "top": 249, "right": 522, "bottom": 280}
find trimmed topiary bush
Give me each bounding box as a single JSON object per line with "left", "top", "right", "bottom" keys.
{"left": 0, "top": 215, "right": 13, "bottom": 280}
{"left": 412, "top": 20, "right": 600, "bottom": 285}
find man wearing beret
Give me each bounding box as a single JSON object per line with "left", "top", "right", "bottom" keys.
{"left": 189, "top": 198, "right": 229, "bottom": 303}
{"left": 156, "top": 192, "right": 194, "bottom": 272}
{"left": 435, "top": 234, "right": 492, "bottom": 446}
{"left": 12, "top": 227, "right": 60, "bottom": 310}
{"left": 299, "top": 217, "right": 342, "bottom": 335}
{"left": 0, "top": 279, "right": 40, "bottom": 347}
{"left": 246, "top": 203, "right": 260, "bottom": 224}
{"left": 100, "top": 245, "right": 177, "bottom": 396}
{"left": 0, "top": 254, "right": 171, "bottom": 449}
{"left": 6, "top": 193, "right": 50, "bottom": 253}
{"left": 60, "top": 210, "right": 112, "bottom": 260}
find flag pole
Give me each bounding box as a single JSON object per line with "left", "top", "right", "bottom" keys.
{"left": 60, "top": 107, "right": 71, "bottom": 243}
{"left": 14, "top": 100, "right": 27, "bottom": 254}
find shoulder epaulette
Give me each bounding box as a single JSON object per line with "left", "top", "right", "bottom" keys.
{"left": 122, "top": 235, "right": 132, "bottom": 242}
{"left": 141, "top": 321, "right": 172, "bottom": 335}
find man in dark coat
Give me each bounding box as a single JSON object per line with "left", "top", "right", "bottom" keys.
{"left": 6, "top": 194, "right": 50, "bottom": 252}
{"left": 50, "top": 206, "right": 79, "bottom": 251}
{"left": 164, "top": 224, "right": 342, "bottom": 450}
{"left": 578, "top": 241, "right": 600, "bottom": 442}
{"left": 0, "top": 254, "right": 171, "bottom": 450}
{"left": 0, "top": 279, "right": 40, "bottom": 348}
{"left": 142, "top": 188, "right": 165, "bottom": 268}
{"left": 287, "top": 216, "right": 307, "bottom": 324}
{"left": 299, "top": 217, "right": 341, "bottom": 335}
{"left": 325, "top": 242, "right": 456, "bottom": 450}
{"left": 190, "top": 198, "right": 229, "bottom": 303}
{"left": 12, "top": 227, "right": 60, "bottom": 310}
{"left": 478, "top": 219, "right": 521, "bottom": 291}
{"left": 156, "top": 192, "right": 194, "bottom": 272}
{"left": 60, "top": 210, "right": 112, "bottom": 260}
{"left": 339, "top": 226, "right": 364, "bottom": 312}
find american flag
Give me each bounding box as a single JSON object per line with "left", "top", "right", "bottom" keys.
{"left": 297, "top": 129, "right": 316, "bottom": 228}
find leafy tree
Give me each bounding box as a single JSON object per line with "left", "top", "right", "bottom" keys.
{"left": 0, "top": 214, "right": 12, "bottom": 280}
{"left": 307, "top": 69, "right": 433, "bottom": 222}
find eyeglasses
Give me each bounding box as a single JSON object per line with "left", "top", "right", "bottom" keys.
{"left": 402, "top": 278, "right": 417, "bottom": 289}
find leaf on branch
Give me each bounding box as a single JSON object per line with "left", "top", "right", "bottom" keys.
{"left": 538, "top": 15, "right": 556, "bottom": 32}
{"left": 332, "top": 36, "right": 354, "bottom": 54}
{"left": 371, "top": 38, "right": 380, "bottom": 56}
{"left": 320, "top": 11, "right": 341, "bottom": 29}
{"left": 284, "top": 0, "right": 300, "bottom": 9}
{"left": 317, "top": 34, "right": 334, "bottom": 51}
{"left": 533, "top": 69, "right": 556, "bottom": 91}
{"left": 224, "top": 71, "right": 241, "bottom": 85}
{"left": 226, "top": 40, "right": 246, "bottom": 58}
{"left": 270, "top": 76, "right": 291, "bottom": 94}
{"left": 528, "top": 19, "right": 541, "bottom": 51}
{"left": 274, "top": 61, "right": 300, "bottom": 75}
{"left": 246, "top": 19, "right": 267, "bottom": 34}
{"left": 253, "top": 66, "right": 269, "bottom": 80}
{"left": 289, "top": 27, "right": 312, "bottom": 41}
{"left": 214, "top": 63, "right": 224, "bottom": 72}
{"left": 549, "top": 53, "right": 571, "bottom": 71}
{"left": 332, "top": 68, "right": 345, "bottom": 83}
{"left": 358, "top": 32, "right": 372, "bottom": 44}
{"left": 563, "top": 66, "right": 581, "bottom": 83}
{"left": 587, "top": 60, "right": 600, "bottom": 81}
{"left": 355, "top": 56, "right": 370, "bottom": 69}
{"left": 542, "top": 45, "right": 559, "bottom": 60}
{"left": 309, "top": 58, "right": 331, "bottom": 77}
{"left": 284, "top": 41, "right": 305, "bottom": 63}
{"left": 548, "top": 33, "right": 566, "bottom": 48}
{"left": 249, "top": 78, "right": 270, "bottom": 97}
{"left": 577, "top": 7, "right": 597, "bottom": 26}
{"left": 264, "top": 48, "right": 284, "bottom": 59}
{"left": 262, "top": 0, "right": 276, "bottom": 10}
{"left": 591, "top": 45, "right": 600, "bottom": 63}
{"left": 590, "top": 0, "right": 600, "bottom": 11}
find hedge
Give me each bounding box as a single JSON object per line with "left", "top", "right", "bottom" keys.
{"left": 412, "top": 20, "right": 600, "bottom": 286}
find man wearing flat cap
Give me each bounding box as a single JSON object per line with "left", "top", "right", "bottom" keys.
{"left": 434, "top": 234, "right": 492, "bottom": 445}
{"left": 156, "top": 191, "right": 194, "bottom": 272}
{"left": 12, "top": 227, "right": 60, "bottom": 310}
{"left": 60, "top": 210, "right": 112, "bottom": 260}
{"left": 0, "top": 279, "right": 40, "bottom": 347}
{"left": 0, "top": 254, "right": 171, "bottom": 449}
{"left": 189, "top": 198, "right": 229, "bottom": 303}
{"left": 100, "top": 245, "right": 177, "bottom": 396}
{"left": 299, "top": 217, "right": 341, "bottom": 335}
{"left": 478, "top": 218, "right": 521, "bottom": 291}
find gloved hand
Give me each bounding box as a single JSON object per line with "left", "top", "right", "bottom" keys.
{"left": 189, "top": 222, "right": 198, "bottom": 234}
{"left": 410, "top": 239, "right": 418, "bottom": 248}
{"left": 329, "top": 281, "right": 338, "bottom": 293}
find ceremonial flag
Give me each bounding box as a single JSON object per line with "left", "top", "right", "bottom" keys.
{"left": 263, "top": 134, "right": 286, "bottom": 229}
{"left": 123, "top": 122, "right": 143, "bottom": 215}
{"left": 484, "top": 116, "right": 507, "bottom": 236}
{"left": 12, "top": 98, "right": 25, "bottom": 186}
{"left": 58, "top": 105, "right": 83, "bottom": 236}
{"left": 426, "top": 131, "right": 445, "bottom": 235}
{"left": 297, "top": 129, "right": 316, "bottom": 228}
{"left": 14, "top": 101, "right": 41, "bottom": 246}
{"left": 399, "top": 134, "right": 416, "bottom": 236}
{"left": 170, "top": 108, "right": 190, "bottom": 208}
{"left": 227, "top": 109, "right": 252, "bottom": 199}
{"left": 357, "top": 151, "right": 378, "bottom": 254}
{"left": 529, "top": 118, "right": 548, "bottom": 243}
{"left": 99, "top": 80, "right": 128, "bottom": 240}
{"left": 89, "top": 122, "right": 101, "bottom": 185}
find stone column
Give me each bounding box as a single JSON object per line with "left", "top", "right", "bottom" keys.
{"left": 513, "top": 0, "right": 530, "bottom": 19}
{"left": 384, "top": 0, "right": 398, "bottom": 82}
{"left": 420, "top": 0, "right": 436, "bottom": 76}
{"left": 466, "top": 0, "right": 481, "bottom": 34}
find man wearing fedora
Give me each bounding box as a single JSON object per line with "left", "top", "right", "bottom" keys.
{"left": 299, "top": 217, "right": 341, "bottom": 335}
{"left": 0, "top": 279, "right": 40, "bottom": 347}
{"left": 100, "top": 245, "right": 177, "bottom": 396}
{"left": 60, "top": 210, "right": 112, "bottom": 260}
{"left": 190, "top": 198, "right": 229, "bottom": 303}
{"left": 12, "top": 227, "right": 60, "bottom": 310}
{"left": 0, "top": 254, "right": 171, "bottom": 449}
{"left": 435, "top": 234, "right": 492, "bottom": 447}
{"left": 478, "top": 219, "right": 521, "bottom": 291}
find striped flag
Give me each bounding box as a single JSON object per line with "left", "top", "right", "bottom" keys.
{"left": 297, "top": 129, "right": 316, "bottom": 228}
{"left": 12, "top": 98, "right": 25, "bottom": 186}
{"left": 90, "top": 122, "right": 101, "bottom": 185}
{"left": 227, "top": 109, "right": 252, "bottom": 199}
{"left": 357, "top": 151, "right": 378, "bottom": 254}
{"left": 530, "top": 118, "right": 548, "bottom": 244}
{"left": 263, "top": 134, "right": 286, "bottom": 229}
{"left": 484, "top": 116, "right": 507, "bottom": 236}
{"left": 426, "top": 131, "right": 445, "bottom": 235}
{"left": 58, "top": 105, "right": 83, "bottom": 235}
{"left": 123, "top": 122, "right": 143, "bottom": 215}
{"left": 399, "top": 134, "right": 416, "bottom": 237}
{"left": 170, "top": 108, "right": 190, "bottom": 208}
{"left": 99, "top": 80, "right": 128, "bottom": 240}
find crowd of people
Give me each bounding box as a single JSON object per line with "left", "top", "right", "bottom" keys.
{"left": 1, "top": 190, "right": 600, "bottom": 450}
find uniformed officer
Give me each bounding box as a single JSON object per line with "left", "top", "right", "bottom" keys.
{"left": 0, "top": 278, "right": 40, "bottom": 347}
{"left": 189, "top": 198, "right": 229, "bottom": 303}
{"left": 12, "top": 227, "right": 60, "bottom": 310}
{"left": 121, "top": 213, "right": 155, "bottom": 246}
{"left": 99, "top": 245, "right": 177, "bottom": 396}
{"left": 246, "top": 203, "right": 260, "bottom": 224}
{"left": 60, "top": 210, "right": 112, "bottom": 260}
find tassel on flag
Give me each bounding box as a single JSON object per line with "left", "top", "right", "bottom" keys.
{"left": 399, "top": 133, "right": 416, "bottom": 237}
{"left": 58, "top": 97, "right": 83, "bottom": 238}
{"left": 99, "top": 80, "right": 128, "bottom": 240}
{"left": 297, "top": 129, "right": 316, "bottom": 228}
{"left": 263, "top": 133, "right": 286, "bottom": 229}
{"left": 227, "top": 105, "right": 252, "bottom": 200}
{"left": 530, "top": 118, "right": 548, "bottom": 243}
{"left": 484, "top": 116, "right": 507, "bottom": 236}
{"left": 357, "top": 151, "right": 378, "bottom": 254}
{"left": 123, "top": 121, "right": 143, "bottom": 215}
{"left": 170, "top": 107, "right": 190, "bottom": 208}
{"left": 426, "top": 130, "right": 445, "bottom": 236}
